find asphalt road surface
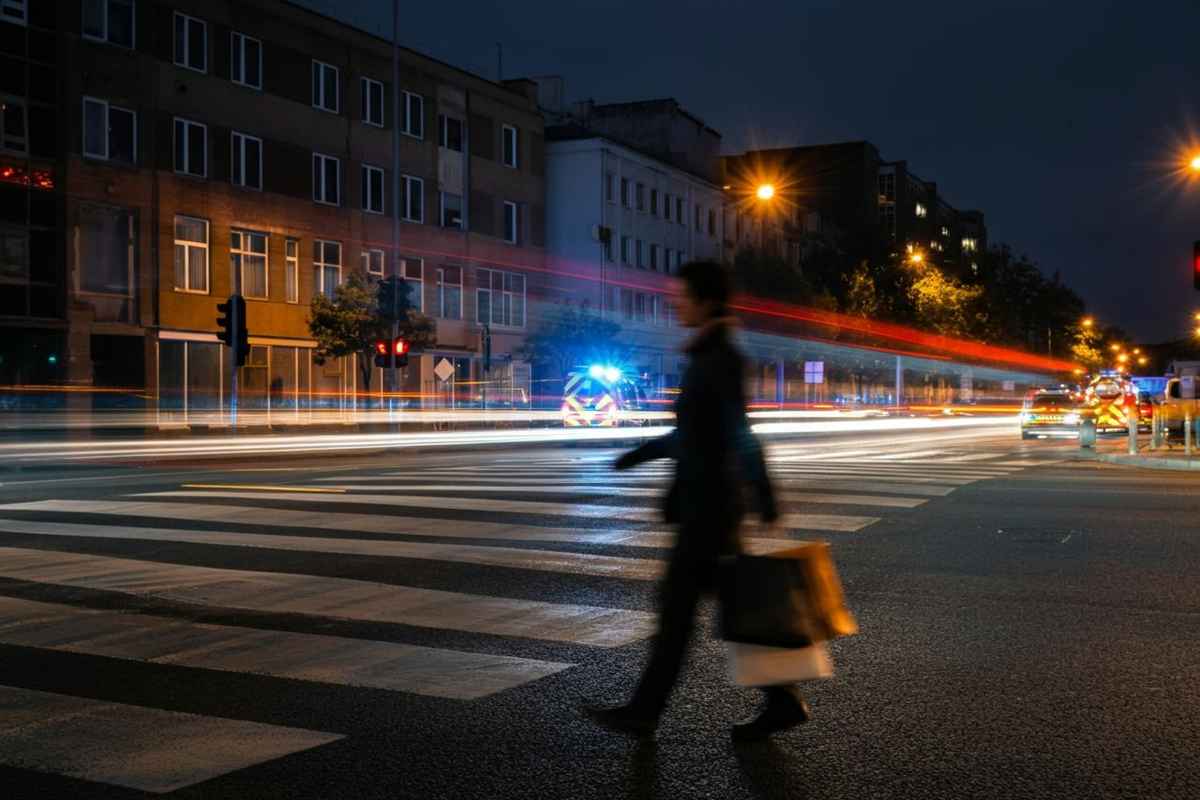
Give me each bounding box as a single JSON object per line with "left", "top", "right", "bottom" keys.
{"left": 0, "top": 425, "right": 1196, "bottom": 799}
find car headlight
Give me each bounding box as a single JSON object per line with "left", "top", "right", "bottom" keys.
{"left": 1019, "top": 411, "right": 1031, "bottom": 422}
{"left": 1063, "top": 412, "right": 1080, "bottom": 425}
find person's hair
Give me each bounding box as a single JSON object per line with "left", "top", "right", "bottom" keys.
{"left": 677, "top": 259, "right": 732, "bottom": 317}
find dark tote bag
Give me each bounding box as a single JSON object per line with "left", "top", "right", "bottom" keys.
{"left": 719, "top": 542, "right": 858, "bottom": 648}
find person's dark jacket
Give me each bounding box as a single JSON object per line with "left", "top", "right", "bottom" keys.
{"left": 615, "top": 318, "right": 777, "bottom": 560}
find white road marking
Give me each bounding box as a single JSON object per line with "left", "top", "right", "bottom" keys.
{"left": 0, "top": 547, "right": 657, "bottom": 647}
{"left": 136, "top": 491, "right": 881, "bottom": 532}
{"left": 0, "top": 596, "right": 571, "bottom": 700}
{"left": 0, "top": 684, "right": 342, "bottom": 794}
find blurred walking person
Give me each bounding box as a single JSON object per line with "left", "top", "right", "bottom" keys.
{"left": 583, "top": 260, "right": 810, "bottom": 740}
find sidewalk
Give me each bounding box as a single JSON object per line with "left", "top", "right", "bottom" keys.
{"left": 1081, "top": 436, "right": 1200, "bottom": 471}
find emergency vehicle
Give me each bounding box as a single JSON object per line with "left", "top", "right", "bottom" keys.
{"left": 1080, "top": 371, "right": 1148, "bottom": 433}
{"left": 1019, "top": 388, "right": 1081, "bottom": 439}
{"left": 560, "top": 364, "right": 647, "bottom": 427}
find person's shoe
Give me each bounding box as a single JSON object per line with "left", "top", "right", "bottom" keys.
{"left": 582, "top": 702, "right": 658, "bottom": 737}
{"left": 731, "top": 688, "right": 811, "bottom": 742}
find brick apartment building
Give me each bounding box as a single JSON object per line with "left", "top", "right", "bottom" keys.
{"left": 0, "top": 0, "right": 546, "bottom": 418}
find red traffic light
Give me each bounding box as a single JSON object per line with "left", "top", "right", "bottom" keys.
{"left": 1194, "top": 241, "right": 1200, "bottom": 291}
{"left": 374, "top": 339, "right": 389, "bottom": 356}
{"left": 393, "top": 338, "right": 409, "bottom": 355}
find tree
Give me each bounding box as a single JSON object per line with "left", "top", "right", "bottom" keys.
{"left": 906, "top": 260, "right": 985, "bottom": 338}
{"left": 517, "top": 302, "right": 622, "bottom": 381}
{"left": 843, "top": 261, "right": 882, "bottom": 319}
{"left": 308, "top": 271, "right": 436, "bottom": 404}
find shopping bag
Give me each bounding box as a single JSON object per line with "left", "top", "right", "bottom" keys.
{"left": 720, "top": 541, "right": 857, "bottom": 648}
{"left": 725, "top": 641, "right": 834, "bottom": 687}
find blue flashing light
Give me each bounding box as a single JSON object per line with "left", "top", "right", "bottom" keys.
{"left": 588, "top": 364, "right": 605, "bottom": 380}
{"left": 604, "top": 367, "right": 622, "bottom": 383}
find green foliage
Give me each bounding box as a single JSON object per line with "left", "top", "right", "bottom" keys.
{"left": 906, "top": 262, "right": 986, "bottom": 338}
{"left": 307, "top": 271, "right": 436, "bottom": 393}
{"left": 517, "top": 303, "right": 622, "bottom": 380}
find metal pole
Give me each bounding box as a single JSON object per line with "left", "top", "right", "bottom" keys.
{"left": 895, "top": 356, "right": 903, "bottom": 410}
{"left": 391, "top": 0, "right": 401, "bottom": 419}
{"left": 1127, "top": 406, "right": 1137, "bottom": 455}
{"left": 1187, "top": 411, "right": 1194, "bottom": 456}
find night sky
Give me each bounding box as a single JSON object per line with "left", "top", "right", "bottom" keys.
{"left": 299, "top": 0, "right": 1200, "bottom": 343}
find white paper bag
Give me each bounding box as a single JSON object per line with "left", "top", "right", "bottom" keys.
{"left": 725, "top": 641, "right": 834, "bottom": 687}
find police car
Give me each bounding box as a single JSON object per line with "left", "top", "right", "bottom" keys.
{"left": 1019, "top": 388, "right": 1081, "bottom": 439}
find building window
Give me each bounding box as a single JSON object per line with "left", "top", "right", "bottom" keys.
{"left": 605, "top": 172, "right": 615, "bottom": 204}
{"left": 312, "top": 152, "right": 340, "bottom": 205}
{"left": 77, "top": 203, "right": 133, "bottom": 296}
{"left": 312, "top": 60, "right": 339, "bottom": 113}
{"left": 635, "top": 238, "right": 644, "bottom": 268}
{"left": 284, "top": 238, "right": 299, "bottom": 303}
{"left": 230, "top": 131, "right": 262, "bottom": 190}
{"left": 173, "top": 12, "right": 206, "bottom": 73}
{"left": 313, "top": 239, "right": 341, "bottom": 299}
{"left": 437, "top": 266, "right": 462, "bottom": 320}
{"left": 620, "top": 235, "right": 630, "bottom": 265}
{"left": 361, "top": 78, "right": 384, "bottom": 127}
{"left": 503, "top": 200, "right": 519, "bottom": 244}
{"left": 83, "top": 98, "right": 136, "bottom": 164}
{"left": 915, "top": 202, "right": 927, "bottom": 218}
{"left": 677, "top": 249, "right": 686, "bottom": 267}
{"left": 652, "top": 295, "right": 665, "bottom": 327}
{"left": 2, "top": 97, "right": 26, "bottom": 154}
{"left": 940, "top": 225, "right": 950, "bottom": 237}
{"left": 173, "top": 117, "right": 206, "bottom": 177}
{"left": 400, "top": 257, "right": 423, "bottom": 312}
{"left": 650, "top": 189, "right": 658, "bottom": 216}
{"left": 649, "top": 243, "right": 659, "bottom": 271}
{"left": 2, "top": 0, "right": 27, "bottom": 26}
{"left": 230, "top": 32, "right": 262, "bottom": 89}
{"left": 231, "top": 230, "right": 268, "bottom": 299}
{"left": 676, "top": 197, "right": 685, "bottom": 225}
{"left": 401, "top": 91, "right": 423, "bottom": 138}
{"left": 362, "top": 164, "right": 384, "bottom": 214}
{"left": 402, "top": 175, "right": 423, "bottom": 222}
{"left": 694, "top": 204, "right": 702, "bottom": 231}
{"left": 880, "top": 205, "right": 896, "bottom": 238}
{"left": 477, "top": 268, "right": 525, "bottom": 328}
{"left": 708, "top": 208, "right": 716, "bottom": 236}
{"left": 361, "top": 248, "right": 384, "bottom": 277}
{"left": 962, "top": 237, "right": 978, "bottom": 253}
{"left": 620, "top": 177, "right": 630, "bottom": 208}
{"left": 441, "top": 192, "right": 463, "bottom": 229}
{"left": 663, "top": 249, "right": 672, "bottom": 274}
{"left": 502, "top": 124, "right": 518, "bottom": 168}
{"left": 878, "top": 173, "right": 895, "bottom": 202}
{"left": 173, "top": 215, "right": 208, "bottom": 294}
{"left": 439, "top": 114, "right": 463, "bottom": 151}
{"left": 82, "top": 0, "right": 135, "bottom": 47}
{"left": 602, "top": 234, "right": 614, "bottom": 263}
{"left": 636, "top": 182, "right": 645, "bottom": 211}
{"left": 663, "top": 193, "right": 672, "bottom": 221}
{"left": 635, "top": 293, "right": 647, "bottom": 323}
{"left": 621, "top": 288, "right": 633, "bottom": 321}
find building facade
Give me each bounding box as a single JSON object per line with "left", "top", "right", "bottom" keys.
{"left": 1, "top": 0, "right": 546, "bottom": 419}
{"left": 543, "top": 100, "right": 725, "bottom": 394}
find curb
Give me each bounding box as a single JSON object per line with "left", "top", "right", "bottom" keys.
{"left": 1083, "top": 451, "right": 1200, "bottom": 471}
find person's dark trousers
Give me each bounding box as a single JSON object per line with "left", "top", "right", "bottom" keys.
{"left": 628, "top": 546, "right": 711, "bottom": 718}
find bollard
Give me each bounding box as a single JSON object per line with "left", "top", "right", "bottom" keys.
{"left": 1079, "top": 417, "right": 1096, "bottom": 449}
{"left": 1128, "top": 410, "right": 1138, "bottom": 455}
{"left": 1150, "top": 409, "right": 1160, "bottom": 450}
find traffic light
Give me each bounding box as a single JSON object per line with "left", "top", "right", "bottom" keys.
{"left": 1194, "top": 240, "right": 1200, "bottom": 291}
{"left": 373, "top": 338, "right": 390, "bottom": 369}
{"left": 373, "top": 337, "right": 409, "bottom": 369}
{"left": 216, "top": 294, "right": 250, "bottom": 367}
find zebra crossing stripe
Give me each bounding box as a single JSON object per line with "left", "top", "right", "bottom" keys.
{"left": 0, "top": 518, "right": 666, "bottom": 581}
{"left": 0, "top": 499, "right": 802, "bottom": 551}
{"left": 0, "top": 596, "right": 571, "bottom": 700}
{"left": 0, "top": 547, "right": 657, "bottom": 647}
{"left": 0, "top": 684, "right": 342, "bottom": 794}
{"left": 137, "top": 491, "right": 880, "bottom": 533}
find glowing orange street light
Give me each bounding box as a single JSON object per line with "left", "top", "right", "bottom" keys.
{"left": 1117, "top": 353, "right": 1129, "bottom": 363}
{"left": 1081, "top": 317, "right": 1094, "bottom": 328}
{"left": 909, "top": 251, "right": 925, "bottom": 265}
{"left": 1110, "top": 343, "right": 1121, "bottom": 352}
{"left": 1190, "top": 154, "right": 1200, "bottom": 172}
{"left": 756, "top": 183, "right": 776, "bottom": 201}
{"left": 1138, "top": 357, "right": 1148, "bottom": 366}
{"left": 1132, "top": 348, "right": 1141, "bottom": 355}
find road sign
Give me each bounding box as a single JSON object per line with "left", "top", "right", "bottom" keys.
{"left": 434, "top": 358, "right": 455, "bottom": 383}
{"left": 803, "top": 361, "right": 824, "bottom": 384}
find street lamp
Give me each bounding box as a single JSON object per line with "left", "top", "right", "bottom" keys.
{"left": 755, "top": 183, "right": 776, "bottom": 201}
{"left": 909, "top": 251, "right": 925, "bottom": 265}
{"left": 1110, "top": 343, "right": 1121, "bottom": 352}
{"left": 753, "top": 183, "right": 776, "bottom": 251}
{"left": 1081, "top": 316, "right": 1094, "bottom": 328}
{"left": 1190, "top": 154, "right": 1200, "bottom": 173}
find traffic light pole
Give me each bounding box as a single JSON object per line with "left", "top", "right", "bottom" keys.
{"left": 391, "top": 277, "right": 399, "bottom": 416}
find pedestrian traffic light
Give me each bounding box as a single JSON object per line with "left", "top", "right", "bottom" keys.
{"left": 1193, "top": 240, "right": 1200, "bottom": 291}
{"left": 373, "top": 338, "right": 390, "bottom": 368}
{"left": 216, "top": 294, "right": 250, "bottom": 367}
{"left": 392, "top": 337, "right": 409, "bottom": 369}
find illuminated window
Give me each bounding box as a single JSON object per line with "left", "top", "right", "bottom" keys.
{"left": 313, "top": 239, "right": 341, "bottom": 299}
{"left": 173, "top": 12, "right": 207, "bottom": 73}
{"left": 962, "top": 237, "right": 978, "bottom": 252}
{"left": 284, "top": 239, "right": 299, "bottom": 303}
{"left": 231, "top": 230, "right": 268, "bottom": 299}
{"left": 173, "top": 216, "right": 208, "bottom": 294}
{"left": 940, "top": 226, "right": 949, "bottom": 237}
{"left": 914, "top": 202, "right": 927, "bottom": 218}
